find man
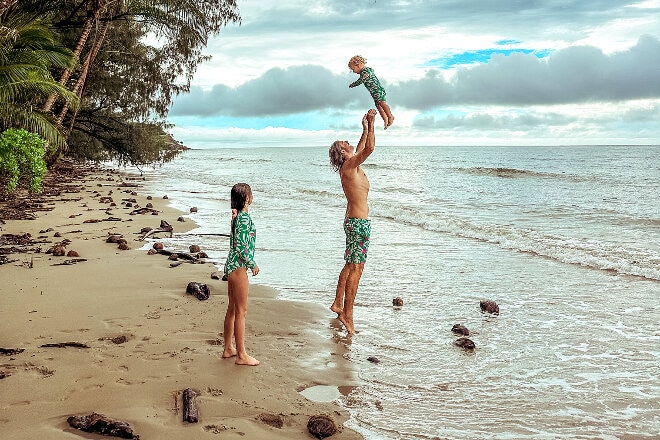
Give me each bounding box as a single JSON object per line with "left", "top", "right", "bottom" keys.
{"left": 328, "top": 108, "right": 376, "bottom": 334}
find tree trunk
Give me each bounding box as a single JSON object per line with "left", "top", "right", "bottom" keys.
{"left": 43, "top": 14, "right": 95, "bottom": 112}
{"left": 57, "top": 20, "right": 110, "bottom": 128}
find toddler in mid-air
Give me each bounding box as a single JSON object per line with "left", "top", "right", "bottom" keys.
{"left": 348, "top": 55, "right": 394, "bottom": 129}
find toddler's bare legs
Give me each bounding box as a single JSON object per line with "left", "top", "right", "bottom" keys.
{"left": 377, "top": 101, "right": 394, "bottom": 129}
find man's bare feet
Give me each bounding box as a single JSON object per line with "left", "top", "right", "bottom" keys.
{"left": 235, "top": 354, "right": 260, "bottom": 366}
{"left": 336, "top": 313, "right": 355, "bottom": 335}
{"left": 330, "top": 304, "right": 343, "bottom": 316}
{"left": 222, "top": 347, "right": 237, "bottom": 358}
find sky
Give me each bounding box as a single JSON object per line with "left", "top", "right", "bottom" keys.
{"left": 167, "top": 0, "right": 660, "bottom": 147}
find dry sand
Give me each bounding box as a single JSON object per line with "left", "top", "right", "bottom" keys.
{"left": 0, "top": 166, "right": 362, "bottom": 439}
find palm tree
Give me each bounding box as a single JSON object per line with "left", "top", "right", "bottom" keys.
{"left": 0, "top": 7, "right": 78, "bottom": 158}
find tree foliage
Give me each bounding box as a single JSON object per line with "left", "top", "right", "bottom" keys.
{"left": 0, "top": 128, "right": 47, "bottom": 192}
{"left": 16, "top": 0, "right": 241, "bottom": 166}
{"left": 0, "top": 6, "right": 78, "bottom": 154}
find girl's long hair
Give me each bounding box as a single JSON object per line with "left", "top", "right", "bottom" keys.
{"left": 230, "top": 183, "right": 252, "bottom": 235}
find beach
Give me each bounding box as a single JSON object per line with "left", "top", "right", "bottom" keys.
{"left": 0, "top": 163, "right": 362, "bottom": 440}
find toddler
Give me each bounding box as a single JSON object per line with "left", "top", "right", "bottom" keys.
{"left": 348, "top": 55, "right": 394, "bottom": 129}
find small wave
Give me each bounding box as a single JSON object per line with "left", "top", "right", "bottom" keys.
{"left": 371, "top": 204, "right": 660, "bottom": 281}
{"left": 456, "top": 167, "right": 569, "bottom": 179}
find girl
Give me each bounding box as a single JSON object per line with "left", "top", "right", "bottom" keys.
{"left": 222, "top": 183, "right": 260, "bottom": 366}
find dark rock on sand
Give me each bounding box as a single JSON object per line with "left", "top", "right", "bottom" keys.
{"left": 367, "top": 356, "right": 380, "bottom": 364}
{"left": 392, "top": 297, "right": 404, "bottom": 307}
{"left": 186, "top": 282, "right": 210, "bottom": 300}
{"left": 307, "top": 414, "right": 337, "bottom": 439}
{"left": 189, "top": 244, "right": 201, "bottom": 253}
{"left": 153, "top": 242, "right": 164, "bottom": 251}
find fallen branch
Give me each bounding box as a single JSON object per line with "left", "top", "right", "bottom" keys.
{"left": 140, "top": 220, "right": 173, "bottom": 240}
{"left": 0, "top": 347, "right": 24, "bottom": 355}
{"left": 51, "top": 258, "right": 87, "bottom": 266}
{"left": 40, "top": 342, "right": 90, "bottom": 348}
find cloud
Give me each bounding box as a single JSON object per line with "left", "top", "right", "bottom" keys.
{"left": 172, "top": 35, "right": 660, "bottom": 117}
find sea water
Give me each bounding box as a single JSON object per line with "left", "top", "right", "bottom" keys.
{"left": 133, "top": 145, "right": 659, "bottom": 439}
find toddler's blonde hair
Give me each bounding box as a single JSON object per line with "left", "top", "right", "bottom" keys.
{"left": 348, "top": 55, "right": 366, "bottom": 67}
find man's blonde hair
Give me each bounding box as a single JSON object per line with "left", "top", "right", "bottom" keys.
{"left": 348, "top": 55, "right": 366, "bottom": 67}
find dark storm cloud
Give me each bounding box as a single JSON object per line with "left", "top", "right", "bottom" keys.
{"left": 171, "top": 36, "right": 660, "bottom": 117}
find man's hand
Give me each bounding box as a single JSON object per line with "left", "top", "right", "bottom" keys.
{"left": 366, "top": 108, "right": 376, "bottom": 128}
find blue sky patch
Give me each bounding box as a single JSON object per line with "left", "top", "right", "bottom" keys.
{"left": 425, "top": 48, "right": 553, "bottom": 68}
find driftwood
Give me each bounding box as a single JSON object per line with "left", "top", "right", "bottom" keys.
{"left": 51, "top": 258, "right": 87, "bottom": 266}
{"left": 129, "top": 207, "right": 159, "bottom": 215}
{"left": 67, "top": 412, "right": 139, "bottom": 439}
{"left": 159, "top": 249, "right": 199, "bottom": 262}
{"left": 40, "top": 342, "right": 90, "bottom": 348}
{"left": 186, "top": 282, "right": 210, "bottom": 300}
{"left": 140, "top": 220, "right": 173, "bottom": 240}
{"left": 0, "top": 347, "right": 24, "bottom": 355}
{"left": 182, "top": 388, "right": 199, "bottom": 423}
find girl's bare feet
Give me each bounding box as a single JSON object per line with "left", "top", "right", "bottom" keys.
{"left": 222, "top": 347, "right": 237, "bottom": 358}
{"left": 236, "top": 354, "right": 260, "bottom": 366}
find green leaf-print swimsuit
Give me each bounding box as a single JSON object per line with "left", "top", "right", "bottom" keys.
{"left": 349, "top": 66, "right": 387, "bottom": 103}
{"left": 224, "top": 211, "right": 257, "bottom": 275}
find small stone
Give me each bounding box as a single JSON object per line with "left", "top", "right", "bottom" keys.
{"left": 118, "top": 242, "right": 130, "bottom": 250}
{"left": 153, "top": 242, "right": 164, "bottom": 250}
{"left": 177, "top": 216, "right": 185, "bottom": 222}
{"left": 163, "top": 195, "right": 168, "bottom": 199}
{"left": 190, "top": 207, "right": 198, "bottom": 213}
{"left": 168, "top": 253, "right": 178, "bottom": 260}
{"left": 66, "top": 250, "right": 80, "bottom": 257}
{"left": 54, "top": 231, "right": 62, "bottom": 237}
{"left": 147, "top": 249, "right": 158, "bottom": 255}
{"left": 106, "top": 235, "right": 122, "bottom": 243}
{"left": 451, "top": 324, "right": 470, "bottom": 336}
{"left": 392, "top": 297, "right": 404, "bottom": 307}
{"left": 454, "top": 337, "right": 475, "bottom": 350}
{"left": 307, "top": 414, "right": 337, "bottom": 439}
{"left": 189, "top": 244, "right": 201, "bottom": 253}
{"left": 367, "top": 356, "right": 380, "bottom": 364}
{"left": 480, "top": 300, "right": 499, "bottom": 315}
{"left": 52, "top": 245, "right": 66, "bottom": 256}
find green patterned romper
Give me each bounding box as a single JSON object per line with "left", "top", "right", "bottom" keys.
{"left": 349, "top": 66, "right": 387, "bottom": 104}
{"left": 224, "top": 211, "right": 257, "bottom": 275}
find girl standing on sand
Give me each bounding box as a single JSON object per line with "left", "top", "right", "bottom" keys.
{"left": 222, "top": 183, "right": 260, "bottom": 366}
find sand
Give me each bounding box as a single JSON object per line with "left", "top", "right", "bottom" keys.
{"left": 0, "top": 165, "right": 362, "bottom": 439}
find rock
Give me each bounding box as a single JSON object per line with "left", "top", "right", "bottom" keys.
{"left": 307, "top": 414, "right": 337, "bottom": 439}
{"left": 392, "top": 297, "right": 404, "bottom": 306}
{"left": 186, "top": 282, "right": 210, "bottom": 300}
{"left": 106, "top": 235, "right": 122, "bottom": 243}
{"left": 190, "top": 207, "right": 198, "bottom": 213}
{"left": 54, "top": 231, "right": 62, "bottom": 237}
{"left": 163, "top": 195, "right": 168, "bottom": 199}
{"left": 146, "top": 203, "right": 153, "bottom": 208}
{"left": 451, "top": 324, "right": 470, "bottom": 336}
{"left": 153, "top": 242, "right": 164, "bottom": 251}
{"left": 197, "top": 252, "right": 208, "bottom": 258}
{"left": 454, "top": 337, "right": 475, "bottom": 351}
{"left": 67, "top": 412, "right": 139, "bottom": 440}
{"left": 210, "top": 271, "right": 221, "bottom": 280}
{"left": 147, "top": 249, "right": 158, "bottom": 255}
{"left": 66, "top": 250, "right": 80, "bottom": 258}
{"left": 140, "top": 227, "right": 152, "bottom": 234}
{"left": 52, "top": 245, "right": 66, "bottom": 256}
{"left": 177, "top": 216, "right": 185, "bottom": 222}
{"left": 189, "top": 244, "right": 201, "bottom": 253}
{"left": 168, "top": 253, "right": 178, "bottom": 261}
{"left": 480, "top": 300, "right": 499, "bottom": 315}
{"left": 146, "top": 195, "right": 152, "bottom": 200}
{"left": 118, "top": 243, "right": 130, "bottom": 250}
{"left": 367, "top": 356, "right": 380, "bottom": 364}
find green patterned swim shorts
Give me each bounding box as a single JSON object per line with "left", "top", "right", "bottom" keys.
{"left": 344, "top": 217, "right": 371, "bottom": 264}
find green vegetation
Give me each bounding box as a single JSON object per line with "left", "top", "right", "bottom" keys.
{"left": 0, "top": 128, "right": 47, "bottom": 193}
{"left": 0, "top": 0, "right": 241, "bottom": 169}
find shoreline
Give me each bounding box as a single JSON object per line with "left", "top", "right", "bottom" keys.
{"left": 0, "top": 163, "right": 363, "bottom": 439}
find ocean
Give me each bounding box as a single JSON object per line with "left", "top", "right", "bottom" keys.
{"left": 133, "top": 144, "right": 659, "bottom": 440}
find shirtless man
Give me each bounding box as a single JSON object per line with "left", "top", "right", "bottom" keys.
{"left": 328, "top": 108, "right": 376, "bottom": 334}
